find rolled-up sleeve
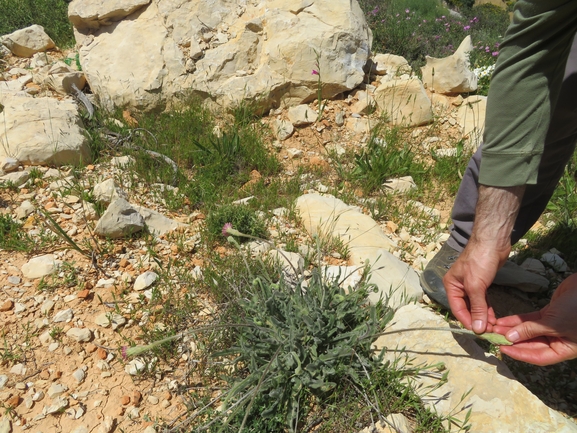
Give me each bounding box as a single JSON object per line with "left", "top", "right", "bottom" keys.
{"left": 480, "top": 0, "right": 577, "bottom": 187}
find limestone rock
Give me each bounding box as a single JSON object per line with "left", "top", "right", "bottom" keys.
{"left": 0, "top": 156, "right": 19, "bottom": 173}
{"left": 0, "top": 418, "right": 11, "bottom": 433}
{"left": 421, "top": 36, "right": 477, "bottom": 94}
{"left": 287, "top": 104, "right": 318, "bottom": 126}
{"left": 370, "top": 53, "right": 412, "bottom": 76}
{"left": 541, "top": 252, "right": 569, "bottom": 272}
{"left": 374, "top": 304, "right": 577, "bottom": 432}
{"left": 493, "top": 261, "right": 550, "bottom": 292}
{"left": 133, "top": 205, "right": 186, "bottom": 236}
{"left": 0, "top": 95, "right": 91, "bottom": 166}
{"left": 21, "top": 254, "right": 61, "bottom": 279}
{"left": 66, "top": 327, "right": 92, "bottom": 342}
{"left": 457, "top": 95, "right": 487, "bottom": 151}
{"left": 68, "top": 0, "right": 152, "bottom": 30}
{"left": 93, "top": 178, "right": 127, "bottom": 205}
{"left": 273, "top": 119, "right": 294, "bottom": 141}
{"left": 74, "top": 0, "right": 371, "bottom": 112}
{"left": 0, "top": 171, "right": 29, "bottom": 187}
{"left": 134, "top": 271, "right": 158, "bottom": 291}
{"left": 1, "top": 25, "right": 55, "bottom": 58}
{"left": 382, "top": 176, "right": 417, "bottom": 194}
{"left": 53, "top": 308, "right": 74, "bottom": 323}
{"left": 95, "top": 198, "right": 145, "bottom": 238}
{"left": 373, "top": 78, "right": 433, "bottom": 127}
{"left": 268, "top": 250, "right": 304, "bottom": 279}
{"left": 520, "top": 257, "right": 546, "bottom": 274}
{"left": 42, "top": 62, "right": 87, "bottom": 95}
{"left": 15, "top": 200, "right": 35, "bottom": 219}
{"left": 295, "top": 193, "right": 421, "bottom": 308}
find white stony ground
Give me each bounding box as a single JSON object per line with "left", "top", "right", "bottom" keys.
{"left": 2, "top": 48, "right": 577, "bottom": 433}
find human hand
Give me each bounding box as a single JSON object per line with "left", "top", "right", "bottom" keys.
{"left": 494, "top": 274, "right": 577, "bottom": 366}
{"left": 443, "top": 240, "right": 506, "bottom": 334}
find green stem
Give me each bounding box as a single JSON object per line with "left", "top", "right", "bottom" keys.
{"left": 374, "top": 327, "right": 512, "bottom": 346}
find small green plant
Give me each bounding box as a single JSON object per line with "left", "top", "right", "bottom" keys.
{"left": 351, "top": 129, "right": 426, "bottom": 193}
{"left": 49, "top": 326, "right": 64, "bottom": 341}
{"left": 206, "top": 204, "right": 268, "bottom": 243}
{"left": 0, "top": 213, "right": 36, "bottom": 252}
{"left": 312, "top": 50, "right": 328, "bottom": 122}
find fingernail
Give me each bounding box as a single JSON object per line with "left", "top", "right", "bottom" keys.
{"left": 506, "top": 330, "right": 519, "bottom": 342}
{"left": 473, "top": 320, "right": 484, "bottom": 333}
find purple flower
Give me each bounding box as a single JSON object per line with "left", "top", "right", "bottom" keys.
{"left": 423, "top": 19, "right": 427, "bottom": 23}
{"left": 222, "top": 222, "right": 233, "bottom": 237}
{"left": 463, "top": 25, "right": 470, "bottom": 31}
{"left": 441, "top": 15, "right": 446, "bottom": 19}
{"left": 405, "top": 8, "right": 410, "bottom": 13}
{"left": 370, "top": 6, "right": 379, "bottom": 15}
{"left": 492, "top": 51, "right": 499, "bottom": 56}
{"left": 121, "top": 346, "right": 128, "bottom": 359}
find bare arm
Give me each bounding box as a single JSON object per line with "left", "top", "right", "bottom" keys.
{"left": 444, "top": 184, "right": 525, "bottom": 333}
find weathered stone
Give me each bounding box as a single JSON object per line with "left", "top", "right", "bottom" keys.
{"left": 134, "top": 271, "right": 158, "bottom": 291}
{"left": 0, "top": 95, "right": 91, "bottom": 166}
{"left": 370, "top": 53, "right": 412, "bottom": 76}
{"left": 520, "top": 257, "right": 547, "bottom": 274}
{"left": 541, "top": 252, "right": 569, "bottom": 272}
{"left": 0, "top": 375, "right": 8, "bottom": 389}
{"left": 74, "top": 0, "right": 371, "bottom": 112}
{"left": 72, "top": 368, "right": 86, "bottom": 383}
{"left": 133, "top": 205, "right": 186, "bottom": 236}
{"left": 93, "top": 178, "right": 127, "bottom": 205}
{"left": 457, "top": 95, "right": 487, "bottom": 151}
{"left": 373, "top": 78, "right": 433, "bottom": 127}
{"left": 95, "top": 198, "right": 145, "bottom": 238}
{"left": 493, "top": 261, "right": 550, "bottom": 292}
{"left": 125, "top": 359, "right": 145, "bottom": 375}
{"left": 15, "top": 200, "right": 35, "bottom": 219}
{"left": 0, "top": 171, "right": 29, "bottom": 187}
{"left": 374, "top": 304, "right": 577, "bottom": 432}
{"left": 21, "top": 254, "right": 60, "bottom": 279}
{"left": 296, "top": 193, "right": 421, "bottom": 308}
{"left": 272, "top": 119, "right": 294, "bottom": 141}
{"left": 0, "top": 418, "right": 11, "bottom": 433}
{"left": 42, "top": 62, "right": 87, "bottom": 95}
{"left": 47, "top": 383, "right": 68, "bottom": 399}
{"left": 0, "top": 157, "right": 19, "bottom": 173}
{"left": 66, "top": 327, "right": 92, "bottom": 342}
{"left": 421, "top": 36, "right": 477, "bottom": 94}
{"left": 382, "top": 176, "right": 417, "bottom": 194}
{"left": 1, "top": 25, "right": 55, "bottom": 58}
{"left": 68, "top": 0, "right": 152, "bottom": 30}
{"left": 287, "top": 104, "right": 318, "bottom": 126}
{"left": 268, "top": 250, "right": 304, "bottom": 279}
{"left": 53, "top": 308, "right": 74, "bottom": 323}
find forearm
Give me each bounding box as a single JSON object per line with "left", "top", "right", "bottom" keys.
{"left": 469, "top": 185, "right": 526, "bottom": 257}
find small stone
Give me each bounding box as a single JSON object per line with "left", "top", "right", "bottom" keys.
{"left": 39, "top": 370, "right": 50, "bottom": 380}
{"left": 45, "top": 396, "right": 68, "bottom": 414}
{"left": 77, "top": 289, "right": 90, "bottom": 299}
{"left": 48, "top": 342, "right": 59, "bottom": 352}
{"left": 41, "top": 300, "right": 55, "bottom": 315}
{"left": 163, "top": 391, "right": 172, "bottom": 401}
{"left": 85, "top": 343, "right": 97, "bottom": 353}
{"left": 24, "top": 395, "right": 34, "bottom": 409}
{"left": 142, "top": 426, "right": 157, "bottom": 433}
{"left": 99, "top": 415, "right": 114, "bottom": 433}
{"left": 0, "top": 418, "right": 11, "bottom": 433}
{"left": 47, "top": 383, "right": 68, "bottom": 399}
{"left": 0, "top": 300, "right": 13, "bottom": 312}
{"left": 10, "top": 363, "right": 25, "bottom": 375}
{"left": 72, "top": 368, "right": 86, "bottom": 383}
{"left": 53, "top": 308, "right": 74, "bottom": 323}
{"left": 134, "top": 271, "right": 158, "bottom": 291}
{"left": 147, "top": 395, "right": 159, "bottom": 405}
{"left": 66, "top": 328, "right": 92, "bottom": 342}
{"left": 541, "top": 252, "right": 569, "bottom": 272}
{"left": 94, "top": 313, "right": 111, "bottom": 327}
{"left": 6, "top": 395, "right": 20, "bottom": 408}
{"left": 120, "top": 395, "right": 130, "bottom": 405}
{"left": 132, "top": 390, "right": 142, "bottom": 406}
{"left": 96, "top": 347, "right": 107, "bottom": 360}
{"left": 71, "top": 426, "right": 89, "bottom": 433}
{"left": 7, "top": 276, "right": 20, "bottom": 285}
{"left": 32, "top": 390, "right": 44, "bottom": 401}
{"left": 125, "top": 359, "right": 145, "bottom": 375}
{"left": 21, "top": 254, "right": 60, "bottom": 279}
{"left": 0, "top": 376, "right": 8, "bottom": 389}
{"left": 160, "top": 399, "right": 171, "bottom": 409}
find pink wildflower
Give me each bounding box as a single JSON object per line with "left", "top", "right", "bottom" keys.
{"left": 312, "top": 69, "right": 319, "bottom": 75}
{"left": 492, "top": 51, "right": 499, "bottom": 56}
{"left": 222, "top": 222, "right": 233, "bottom": 237}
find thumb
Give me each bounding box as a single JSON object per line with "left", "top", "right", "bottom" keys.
{"left": 505, "top": 319, "right": 558, "bottom": 343}
{"left": 469, "top": 291, "right": 488, "bottom": 334}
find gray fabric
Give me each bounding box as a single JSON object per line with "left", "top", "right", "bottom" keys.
{"left": 448, "top": 33, "right": 577, "bottom": 251}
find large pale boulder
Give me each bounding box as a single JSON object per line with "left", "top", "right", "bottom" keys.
{"left": 421, "top": 36, "right": 477, "bottom": 94}
{"left": 68, "top": 0, "right": 152, "bottom": 30}
{"left": 72, "top": 0, "right": 372, "bottom": 112}
{"left": 369, "top": 53, "right": 412, "bottom": 77}
{"left": 0, "top": 25, "right": 55, "bottom": 58}
{"left": 373, "top": 78, "right": 433, "bottom": 126}
{"left": 374, "top": 304, "right": 577, "bottom": 432}
{"left": 0, "top": 95, "right": 91, "bottom": 166}
{"left": 295, "top": 193, "right": 422, "bottom": 308}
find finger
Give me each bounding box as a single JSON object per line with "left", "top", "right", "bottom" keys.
{"left": 449, "top": 297, "right": 472, "bottom": 330}
{"left": 505, "top": 319, "right": 560, "bottom": 344}
{"left": 495, "top": 311, "right": 542, "bottom": 327}
{"left": 468, "top": 288, "right": 489, "bottom": 334}
{"left": 499, "top": 344, "right": 559, "bottom": 366}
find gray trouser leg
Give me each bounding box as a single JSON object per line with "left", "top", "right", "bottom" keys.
{"left": 447, "top": 35, "right": 577, "bottom": 252}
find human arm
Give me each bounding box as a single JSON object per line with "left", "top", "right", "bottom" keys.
{"left": 493, "top": 273, "right": 577, "bottom": 366}
{"left": 444, "top": 184, "right": 525, "bottom": 334}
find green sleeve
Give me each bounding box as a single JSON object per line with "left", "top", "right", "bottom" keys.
{"left": 479, "top": 0, "right": 577, "bottom": 187}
